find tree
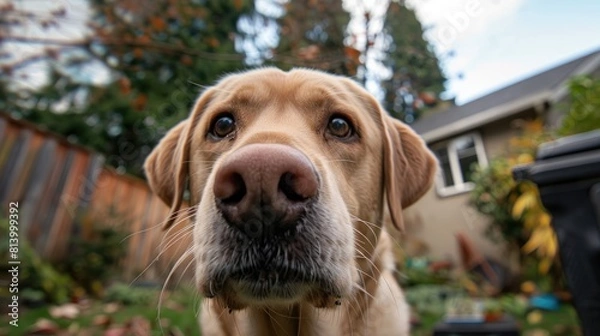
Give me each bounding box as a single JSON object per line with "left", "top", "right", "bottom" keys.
{"left": 381, "top": 1, "right": 447, "bottom": 123}
{"left": 239, "top": 0, "right": 447, "bottom": 122}
{"left": 1, "top": 0, "right": 447, "bottom": 175}
{"left": 1, "top": 0, "right": 251, "bottom": 176}
{"left": 237, "top": 0, "right": 354, "bottom": 74}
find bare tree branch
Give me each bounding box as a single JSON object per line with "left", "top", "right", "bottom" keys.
{"left": 0, "top": 34, "right": 349, "bottom": 67}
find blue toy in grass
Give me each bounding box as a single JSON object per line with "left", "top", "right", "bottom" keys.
{"left": 530, "top": 293, "right": 560, "bottom": 311}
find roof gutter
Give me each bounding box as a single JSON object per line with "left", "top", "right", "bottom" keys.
{"left": 420, "top": 91, "right": 550, "bottom": 143}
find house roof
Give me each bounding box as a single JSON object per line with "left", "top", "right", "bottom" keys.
{"left": 411, "top": 49, "right": 600, "bottom": 143}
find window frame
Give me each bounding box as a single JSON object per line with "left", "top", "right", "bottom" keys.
{"left": 432, "top": 132, "right": 488, "bottom": 197}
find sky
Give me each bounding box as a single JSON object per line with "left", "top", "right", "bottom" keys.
{"left": 3, "top": 0, "right": 600, "bottom": 106}
{"left": 406, "top": 0, "right": 600, "bottom": 104}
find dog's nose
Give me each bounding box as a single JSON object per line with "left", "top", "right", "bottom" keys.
{"left": 213, "top": 144, "right": 319, "bottom": 238}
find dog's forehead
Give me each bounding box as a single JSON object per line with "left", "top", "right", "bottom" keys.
{"left": 213, "top": 68, "right": 374, "bottom": 114}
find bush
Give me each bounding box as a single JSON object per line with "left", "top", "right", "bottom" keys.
{"left": 470, "top": 120, "right": 559, "bottom": 278}
{"left": 558, "top": 75, "right": 600, "bottom": 136}
{"left": 60, "top": 219, "right": 129, "bottom": 296}
{"left": 0, "top": 218, "right": 73, "bottom": 304}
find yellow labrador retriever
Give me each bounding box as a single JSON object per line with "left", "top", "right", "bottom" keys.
{"left": 144, "top": 68, "right": 436, "bottom": 335}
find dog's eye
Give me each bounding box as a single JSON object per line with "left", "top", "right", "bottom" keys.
{"left": 210, "top": 114, "right": 236, "bottom": 139}
{"left": 327, "top": 116, "right": 354, "bottom": 139}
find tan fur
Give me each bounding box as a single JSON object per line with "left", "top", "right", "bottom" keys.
{"left": 144, "top": 68, "right": 437, "bottom": 335}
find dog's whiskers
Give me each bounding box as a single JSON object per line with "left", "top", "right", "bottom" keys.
{"left": 129, "top": 209, "right": 196, "bottom": 285}
{"left": 157, "top": 248, "right": 194, "bottom": 335}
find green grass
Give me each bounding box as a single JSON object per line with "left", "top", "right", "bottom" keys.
{"left": 1, "top": 286, "right": 202, "bottom": 336}
{"left": 1, "top": 286, "right": 582, "bottom": 336}
{"left": 411, "top": 304, "right": 581, "bottom": 335}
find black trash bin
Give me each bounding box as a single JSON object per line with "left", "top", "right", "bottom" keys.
{"left": 513, "top": 129, "right": 600, "bottom": 336}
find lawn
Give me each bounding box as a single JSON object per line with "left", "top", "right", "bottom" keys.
{"left": 2, "top": 285, "right": 581, "bottom": 336}
{"left": 1, "top": 285, "right": 202, "bottom": 336}
{"left": 411, "top": 304, "right": 581, "bottom": 336}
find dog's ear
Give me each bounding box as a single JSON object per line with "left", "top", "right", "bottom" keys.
{"left": 383, "top": 116, "right": 437, "bottom": 231}
{"left": 145, "top": 121, "right": 187, "bottom": 207}
{"left": 144, "top": 89, "right": 214, "bottom": 230}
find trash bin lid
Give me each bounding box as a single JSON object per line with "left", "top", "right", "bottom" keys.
{"left": 537, "top": 129, "right": 600, "bottom": 160}
{"left": 513, "top": 129, "right": 600, "bottom": 185}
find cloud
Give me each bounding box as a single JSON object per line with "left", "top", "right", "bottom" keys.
{"left": 405, "top": 0, "right": 526, "bottom": 52}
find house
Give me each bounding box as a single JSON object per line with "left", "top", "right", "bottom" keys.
{"left": 404, "top": 49, "right": 600, "bottom": 266}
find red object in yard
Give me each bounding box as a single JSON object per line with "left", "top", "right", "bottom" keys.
{"left": 456, "top": 232, "right": 499, "bottom": 284}
{"left": 429, "top": 260, "right": 454, "bottom": 272}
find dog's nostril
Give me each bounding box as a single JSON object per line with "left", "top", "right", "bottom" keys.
{"left": 220, "top": 173, "right": 247, "bottom": 204}
{"left": 279, "top": 172, "right": 307, "bottom": 202}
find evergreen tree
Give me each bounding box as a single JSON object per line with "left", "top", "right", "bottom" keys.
{"left": 381, "top": 1, "right": 447, "bottom": 123}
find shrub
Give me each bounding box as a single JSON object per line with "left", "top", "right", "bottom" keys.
{"left": 60, "top": 219, "right": 129, "bottom": 296}
{"left": 470, "top": 120, "right": 559, "bottom": 277}
{"left": 558, "top": 75, "right": 600, "bottom": 136}
{"left": 0, "top": 218, "right": 73, "bottom": 304}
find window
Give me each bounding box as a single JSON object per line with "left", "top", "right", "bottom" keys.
{"left": 432, "top": 133, "right": 487, "bottom": 196}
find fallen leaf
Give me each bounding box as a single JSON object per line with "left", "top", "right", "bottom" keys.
{"left": 93, "top": 314, "right": 113, "bottom": 327}
{"left": 169, "top": 326, "right": 185, "bottom": 336}
{"left": 103, "top": 302, "right": 121, "bottom": 314}
{"left": 128, "top": 316, "right": 151, "bottom": 336}
{"left": 527, "top": 310, "right": 543, "bottom": 325}
{"left": 49, "top": 303, "right": 80, "bottom": 319}
{"left": 28, "top": 318, "right": 59, "bottom": 335}
{"left": 104, "top": 327, "right": 127, "bottom": 336}
{"left": 525, "top": 329, "right": 550, "bottom": 336}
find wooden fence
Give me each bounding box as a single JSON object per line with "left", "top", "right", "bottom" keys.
{"left": 0, "top": 112, "right": 193, "bottom": 283}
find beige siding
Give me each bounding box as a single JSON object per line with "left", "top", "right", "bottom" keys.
{"left": 405, "top": 110, "right": 538, "bottom": 267}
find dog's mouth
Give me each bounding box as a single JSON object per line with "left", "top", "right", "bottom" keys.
{"left": 228, "top": 266, "right": 317, "bottom": 301}
{"left": 230, "top": 265, "right": 314, "bottom": 284}
{"left": 206, "top": 252, "right": 337, "bottom": 301}
{"left": 200, "top": 231, "right": 348, "bottom": 307}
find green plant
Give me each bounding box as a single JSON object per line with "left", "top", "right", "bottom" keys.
{"left": 104, "top": 283, "right": 156, "bottom": 306}
{"left": 498, "top": 294, "right": 529, "bottom": 317}
{"left": 470, "top": 119, "right": 561, "bottom": 285}
{"left": 60, "top": 219, "right": 129, "bottom": 296}
{"left": 404, "top": 285, "right": 467, "bottom": 316}
{"left": 399, "top": 257, "right": 453, "bottom": 287}
{"left": 470, "top": 158, "right": 526, "bottom": 245}
{"left": 470, "top": 120, "right": 555, "bottom": 253}
{"left": 0, "top": 218, "right": 73, "bottom": 304}
{"left": 559, "top": 75, "right": 600, "bottom": 136}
